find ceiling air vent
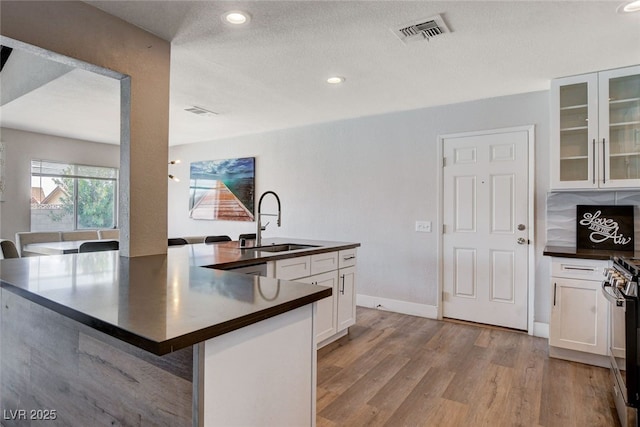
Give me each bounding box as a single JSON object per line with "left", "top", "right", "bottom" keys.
{"left": 393, "top": 14, "right": 450, "bottom": 44}
{"left": 184, "top": 106, "right": 218, "bottom": 117}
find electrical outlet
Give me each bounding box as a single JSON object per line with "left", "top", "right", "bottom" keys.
{"left": 415, "top": 221, "right": 432, "bottom": 232}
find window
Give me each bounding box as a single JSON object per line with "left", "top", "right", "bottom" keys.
{"left": 30, "top": 160, "right": 118, "bottom": 232}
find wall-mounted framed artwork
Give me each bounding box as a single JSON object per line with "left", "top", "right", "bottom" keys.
{"left": 189, "top": 157, "right": 255, "bottom": 221}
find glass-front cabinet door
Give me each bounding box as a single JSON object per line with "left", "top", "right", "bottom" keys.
{"left": 599, "top": 66, "right": 640, "bottom": 188}
{"left": 550, "top": 73, "right": 599, "bottom": 189}
{"left": 551, "top": 65, "right": 640, "bottom": 190}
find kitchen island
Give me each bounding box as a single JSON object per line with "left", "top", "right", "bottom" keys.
{"left": 0, "top": 238, "right": 359, "bottom": 426}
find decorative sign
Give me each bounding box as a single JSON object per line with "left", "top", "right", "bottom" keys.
{"left": 576, "top": 205, "right": 634, "bottom": 251}
{"left": 189, "top": 157, "right": 255, "bottom": 221}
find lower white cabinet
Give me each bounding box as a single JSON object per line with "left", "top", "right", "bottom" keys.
{"left": 549, "top": 258, "right": 609, "bottom": 356}
{"left": 274, "top": 248, "right": 357, "bottom": 347}
{"left": 299, "top": 271, "right": 338, "bottom": 342}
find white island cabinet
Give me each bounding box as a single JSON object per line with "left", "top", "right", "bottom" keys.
{"left": 550, "top": 65, "right": 640, "bottom": 190}
{"left": 202, "top": 304, "right": 316, "bottom": 427}
{"left": 549, "top": 257, "right": 610, "bottom": 367}
{"left": 274, "top": 248, "right": 357, "bottom": 347}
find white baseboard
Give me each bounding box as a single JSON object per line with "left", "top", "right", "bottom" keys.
{"left": 356, "top": 294, "right": 438, "bottom": 319}
{"left": 533, "top": 322, "right": 549, "bottom": 339}
{"left": 357, "top": 294, "right": 550, "bottom": 339}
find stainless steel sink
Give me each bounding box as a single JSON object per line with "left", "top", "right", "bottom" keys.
{"left": 246, "top": 243, "right": 319, "bottom": 253}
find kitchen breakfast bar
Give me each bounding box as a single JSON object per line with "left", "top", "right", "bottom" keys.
{"left": 0, "top": 238, "right": 359, "bottom": 426}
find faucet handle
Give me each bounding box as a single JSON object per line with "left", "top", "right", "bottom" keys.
{"left": 261, "top": 221, "right": 270, "bottom": 231}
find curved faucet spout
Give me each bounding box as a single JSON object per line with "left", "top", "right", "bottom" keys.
{"left": 256, "top": 191, "right": 282, "bottom": 246}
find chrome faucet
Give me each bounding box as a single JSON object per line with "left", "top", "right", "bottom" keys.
{"left": 256, "top": 191, "right": 281, "bottom": 246}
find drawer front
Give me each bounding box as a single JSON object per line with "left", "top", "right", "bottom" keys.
{"left": 311, "top": 252, "right": 339, "bottom": 275}
{"left": 275, "top": 256, "right": 311, "bottom": 280}
{"left": 338, "top": 248, "right": 357, "bottom": 269}
{"left": 551, "top": 257, "right": 609, "bottom": 281}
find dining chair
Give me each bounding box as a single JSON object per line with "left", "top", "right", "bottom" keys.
{"left": 238, "top": 233, "right": 256, "bottom": 240}
{"left": 183, "top": 236, "right": 205, "bottom": 244}
{"left": 98, "top": 229, "right": 119, "bottom": 240}
{"left": 78, "top": 240, "right": 119, "bottom": 253}
{"left": 15, "top": 231, "right": 62, "bottom": 257}
{"left": 168, "top": 237, "right": 189, "bottom": 246}
{"left": 205, "top": 235, "right": 232, "bottom": 244}
{"left": 61, "top": 230, "right": 99, "bottom": 241}
{"left": 0, "top": 239, "right": 20, "bottom": 259}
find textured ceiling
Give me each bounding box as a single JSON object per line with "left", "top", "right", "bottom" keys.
{"left": 2, "top": 1, "right": 640, "bottom": 146}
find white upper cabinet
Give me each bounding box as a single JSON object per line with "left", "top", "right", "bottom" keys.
{"left": 600, "top": 67, "right": 640, "bottom": 187}
{"left": 551, "top": 65, "right": 640, "bottom": 190}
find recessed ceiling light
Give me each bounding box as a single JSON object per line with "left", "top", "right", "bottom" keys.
{"left": 223, "top": 11, "right": 250, "bottom": 25}
{"left": 618, "top": 1, "right": 640, "bottom": 12}
{"left": 327, "top": 76, "right": 345, "bottom": 84}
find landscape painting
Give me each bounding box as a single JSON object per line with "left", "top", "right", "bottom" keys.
{"left": 189, "top": 157, "right": 255, "bottom": 221}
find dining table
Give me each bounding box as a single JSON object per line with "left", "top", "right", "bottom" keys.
{"left": 23, "top": 239, "right": 116, "bottom": 255}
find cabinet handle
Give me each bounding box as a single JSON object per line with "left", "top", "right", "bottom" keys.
{"left": 553, "top": 283, "right": 557, "bottom": 306}
{"left": 340, "top": 274, "right": 345, "bottom": 295}
{"left": 602, "top": 138, "right": 606, "bottom": 184}
{"left": 563, "top": 266, "right": 596, "bottom": 272}
{"left": 343, "top": 256, "right": 356, "bottom": 261}
{"left": 592, "top": 139, "right": 596, "bottom": 185}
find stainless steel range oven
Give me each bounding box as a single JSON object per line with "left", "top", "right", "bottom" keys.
{"left": 603, "top": 256, "right": 640, "bottom": 427}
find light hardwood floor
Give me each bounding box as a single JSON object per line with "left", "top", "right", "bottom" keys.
{"left": 317, "top": 307, "right": 620, "bottom": 427}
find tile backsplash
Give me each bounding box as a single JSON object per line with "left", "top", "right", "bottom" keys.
{"left": 546, "top": 191, "right": 640, "bottom": 251}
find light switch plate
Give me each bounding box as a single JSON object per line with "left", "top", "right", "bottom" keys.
{"left": 415, "top": 221, "right": 432, "bottom": 232}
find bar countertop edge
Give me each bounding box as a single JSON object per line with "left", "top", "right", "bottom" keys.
{"left": 0, "top": 238, "right": 359, "bottom": 355}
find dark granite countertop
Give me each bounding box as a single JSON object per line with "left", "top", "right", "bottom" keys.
{"left": 187, "top": 237, "right": 360, "bottom": 270}
{"left": 0, "top": 238, "right": 359, "bottom": 355}
{"left": 543, "top": 245, "right": 637, "bottom": 260}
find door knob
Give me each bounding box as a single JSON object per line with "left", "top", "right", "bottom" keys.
{"left": 517, "top": 224, "right": 526, "bottom": 231}
{"left": 517, "top": 237, "right": 527, "bottom": 245}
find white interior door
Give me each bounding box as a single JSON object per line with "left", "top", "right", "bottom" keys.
{"left": 442, "top": 129, "right": 529, "bottom": 330}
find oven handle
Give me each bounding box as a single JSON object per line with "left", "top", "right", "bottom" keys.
{"left": 601, "top": 281, "right": 624, "bottom": 307}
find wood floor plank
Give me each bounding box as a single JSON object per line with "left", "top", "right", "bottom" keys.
{"left": 337, "top": 404, "right": 382, "bottom": 427}
{"left": 317, "top": 415, "right": 338, "bottom": 427}
{"left": 319, "top": 353, "right": 410, "bottom": 422}
{"left": 440, "top": 343, "right": 493, "bottom": 404}
{"left": 425, "top": 323, "right": 482, "bottom": 373}
{"left": 489, "top": 328, "right": 522, "bottom": 368}
{"left": 474, "top": 328, "right": 493, "bottom": 348}
{"left": 382, "top": 366, "right": 456, "bottom": 426}
{"left": 571, "top": 363, "right": 619, "bottom": 427}
{"left": 461, "top": 363, "right": 515, "bottom": 426}
{"left": 318, "top": 307, "right": 620, "bottom": 427}
{"left": 364, "top": 346, "right": 442, "bottom": 425}
{"left": 501, "top": 334, "right": 546, "bottom": 426}
{"left": 316, "top": 387, "right": 340, "bottom": 413}
{"left": 317, "top": 323, "right": 396, "bottom": 371}
{"left": 423, "top": 398, "right": 469, "bottom": 427}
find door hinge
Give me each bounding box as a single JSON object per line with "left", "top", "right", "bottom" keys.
{"left": 443, "top": 157, "right": 446, "bottom": 167}
{"left": 442, "top": 224, "right": 446, "bottom": 234}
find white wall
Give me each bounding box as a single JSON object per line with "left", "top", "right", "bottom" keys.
{"left": 0, "top": 128, "right": 119, "bottom": 240}
{"left": 168, "top": 90, "right": 552, "bottom": 325}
